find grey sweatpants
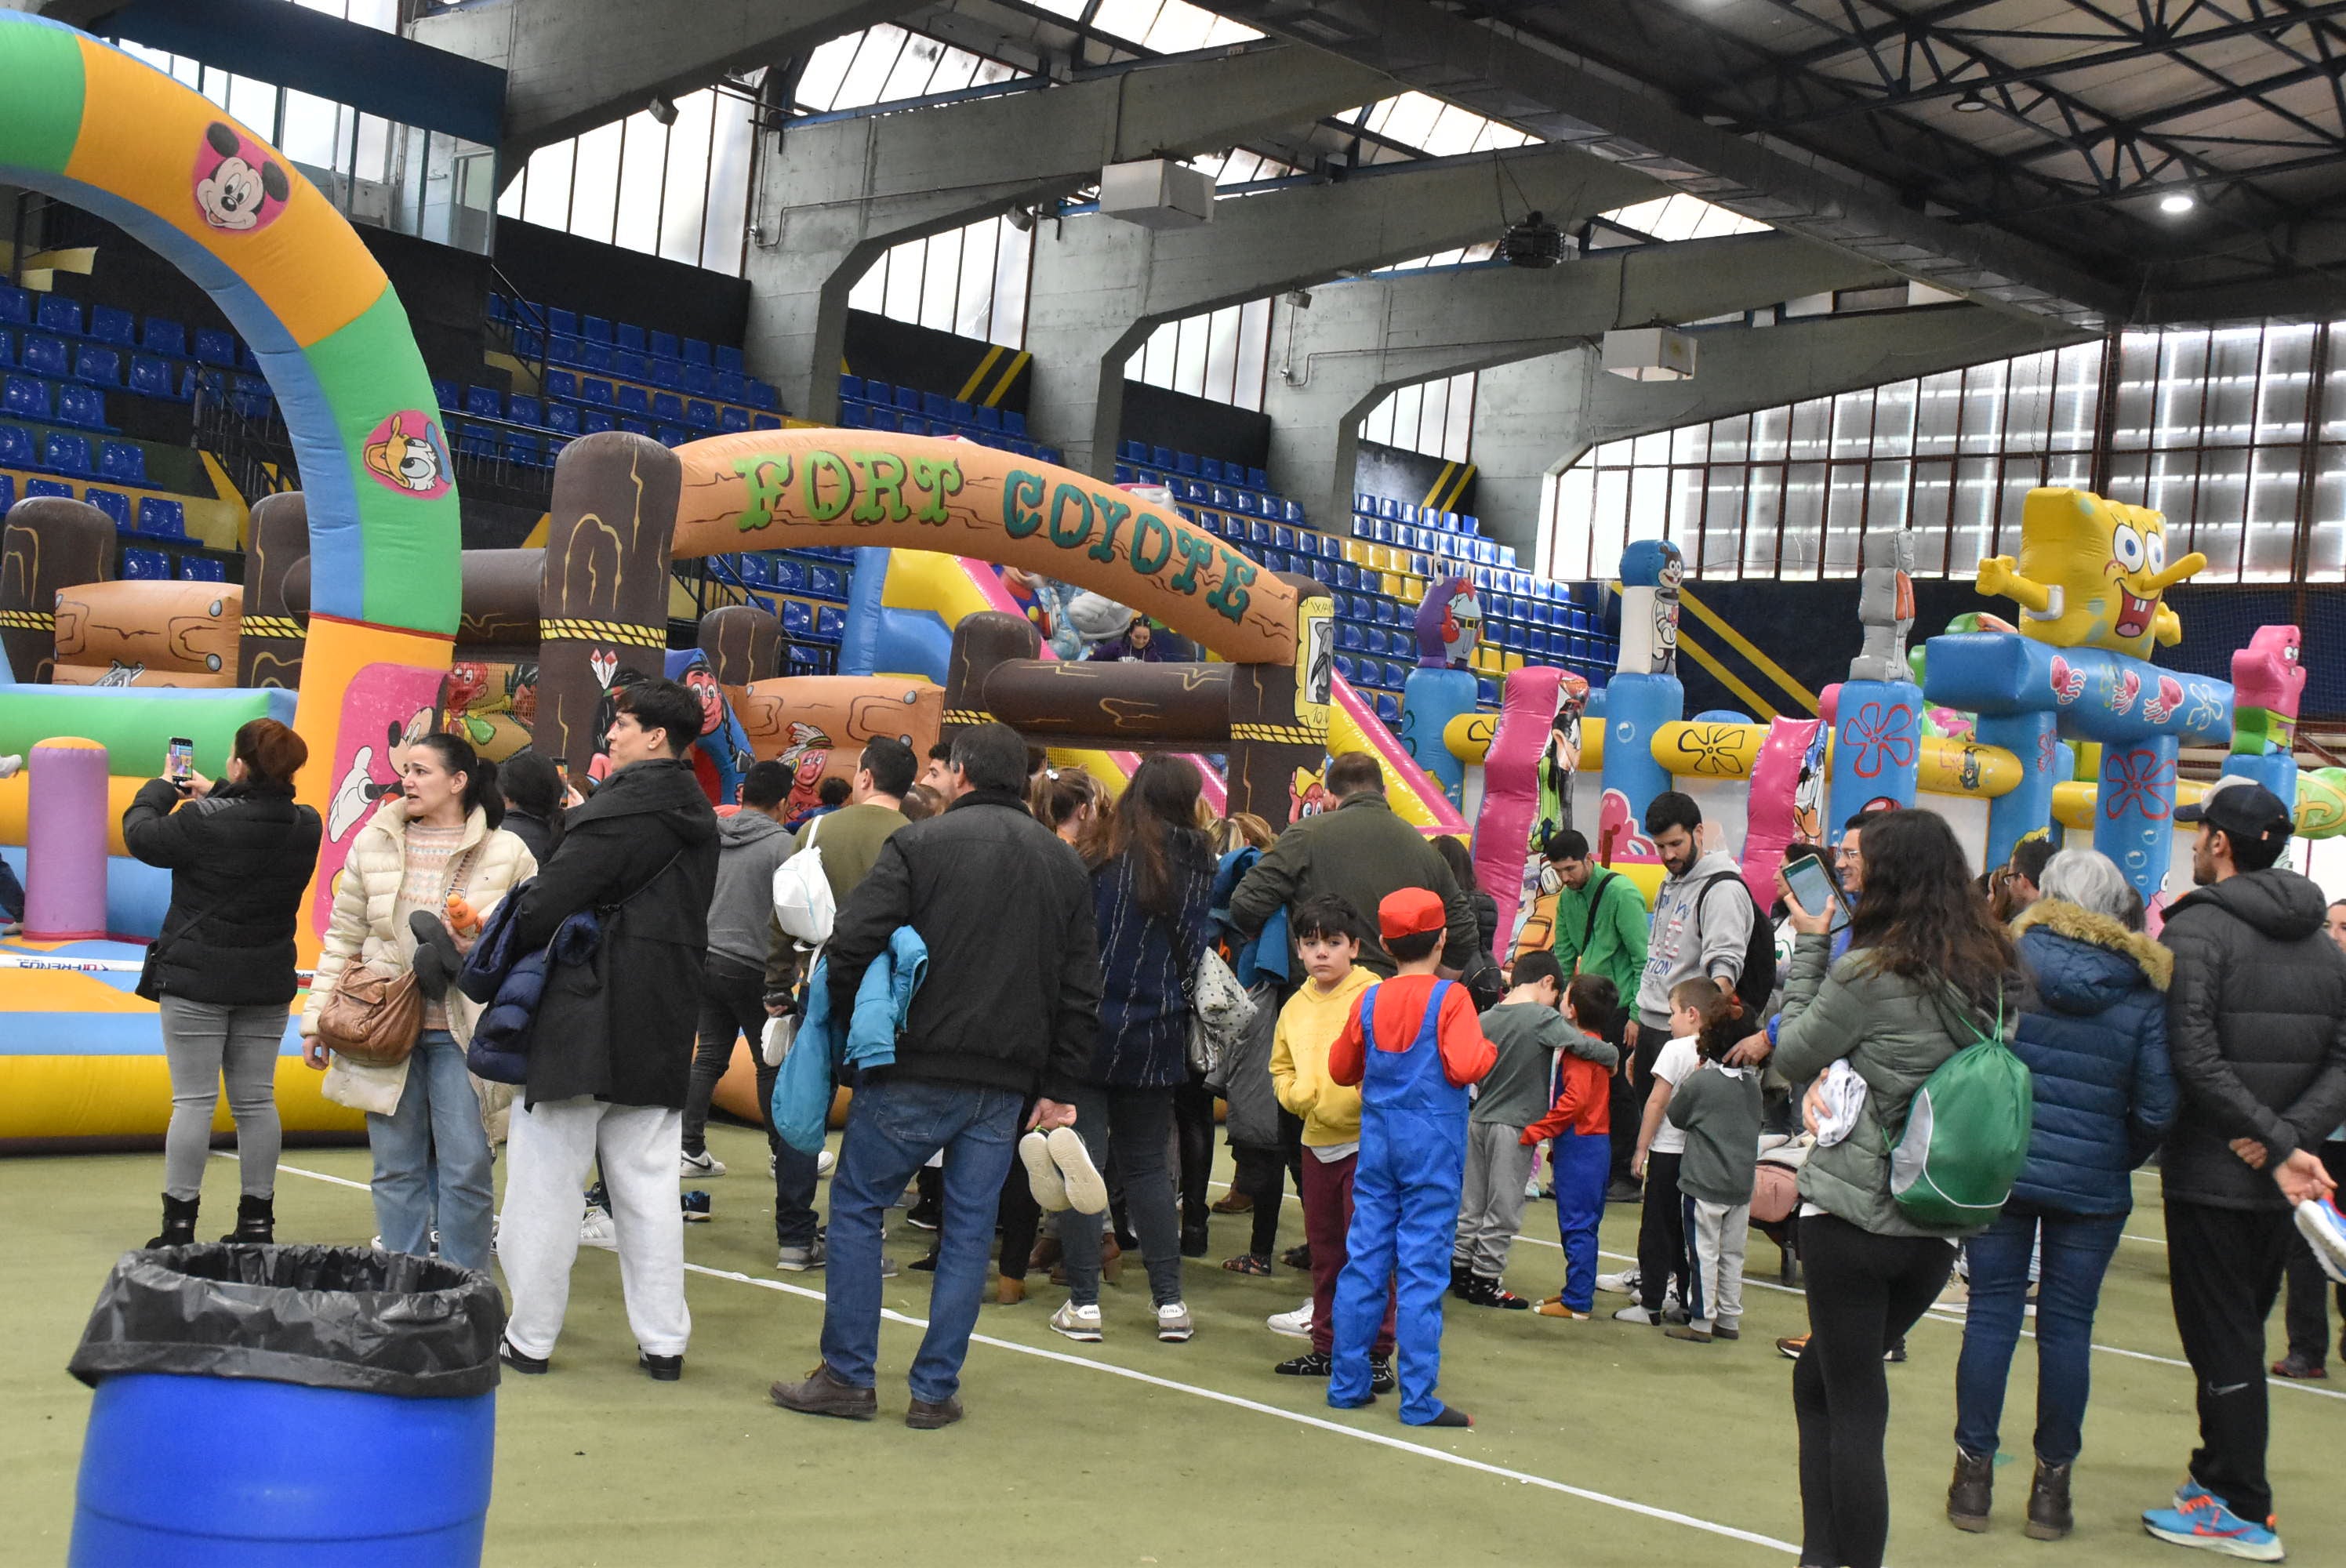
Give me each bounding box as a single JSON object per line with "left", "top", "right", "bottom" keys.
{"left": 161, "top": 995, "right": 285, "bottom": 1200}
{"left": 1683, "top": 1195, "right": 1751, "bottom": 1330}
{"left": 1453, "top": 1121, "right": 1538, "bottom": 1279}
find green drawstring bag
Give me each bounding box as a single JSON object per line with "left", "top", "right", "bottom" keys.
{"left": 1890, "top": 989, "right": 2033, "bottom": 1229}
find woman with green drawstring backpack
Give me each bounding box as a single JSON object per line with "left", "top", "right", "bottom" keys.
{"left": 1774, "top": 808, "right": 2024, "bottom": 1568}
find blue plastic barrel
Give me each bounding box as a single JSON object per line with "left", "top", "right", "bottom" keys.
{"left": 72, "top": 1374, "right": 494, "bottom": 1565}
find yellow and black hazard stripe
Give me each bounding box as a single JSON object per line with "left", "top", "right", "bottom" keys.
{"left": 541, "top": 617, "right": 666, "bottom": 650}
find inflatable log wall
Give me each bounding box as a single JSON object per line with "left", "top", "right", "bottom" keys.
{"left": 2, "top": 497, "right": 116, "bottom": 684}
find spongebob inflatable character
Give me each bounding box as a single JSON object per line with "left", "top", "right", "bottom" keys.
{"left": 1976, "top": 488, "right": 2206, "bottom": 657}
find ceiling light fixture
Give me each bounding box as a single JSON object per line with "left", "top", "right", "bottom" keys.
{"left": 1952, "top": 90, "right": 1988, "bottom": 113}
{"left": 2159, "top": 191, "right": 2196, "bottom": 215}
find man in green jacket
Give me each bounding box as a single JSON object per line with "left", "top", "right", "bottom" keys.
{"left": 1545, "top": 829, "right": 1650, "bottom": 1195}
{"left": 1227, "top": 752, "right": 1478, "bottom": 978}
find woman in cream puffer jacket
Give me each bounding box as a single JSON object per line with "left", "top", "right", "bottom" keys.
{"left": 302, "top": 735, "right": 534, "bottom": 1272}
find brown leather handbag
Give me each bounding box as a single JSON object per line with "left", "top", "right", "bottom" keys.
{"left": 315, "top": 840, "right": 481, "bottom": 1069}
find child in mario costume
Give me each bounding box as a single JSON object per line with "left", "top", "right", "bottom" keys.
{"left": 1325, "top": 887, "right": 1496, "bottom": 1426}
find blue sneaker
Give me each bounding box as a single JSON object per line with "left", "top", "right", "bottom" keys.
{"left": 2296, "top": 1194, "right": 2346, "bottom": 1283}
{"left": 2142, "top": 1483, "right": 2283, "bottom": 1561}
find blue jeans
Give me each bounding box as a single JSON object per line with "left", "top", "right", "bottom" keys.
{"left": 366, "top": 1029, "right": 494, "bottom": 1273}
{"left": 819, "top": 1073, "right": 1023, "bottom": 1404}
{"left": 1953, "top": 1202, "right": 2126, "bottom": 1465}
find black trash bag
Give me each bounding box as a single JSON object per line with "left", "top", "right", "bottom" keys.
{"left": 68, "top": 1245, "right": 504, "bottom": 1399}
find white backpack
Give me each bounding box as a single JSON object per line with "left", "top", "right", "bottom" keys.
{"left": 771, "top": 813, "right": 836, "bottom": 945}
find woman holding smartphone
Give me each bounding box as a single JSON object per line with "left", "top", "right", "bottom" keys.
{"left": 124, "top": 720, "right": 321, "bottom": 1247}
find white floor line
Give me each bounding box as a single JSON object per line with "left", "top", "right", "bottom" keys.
{"left": 681, "top": 1261, "right": 1802, "bottom": 1557}
{"left": 1207, "top": 1176, "right": 2344, "bottom": 1402}
{"left": 237, "top": 1152, "right": 1797, "bottom": 1555}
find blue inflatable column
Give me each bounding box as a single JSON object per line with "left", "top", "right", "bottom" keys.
{"left": 1977, "top": 709, "right": 2058, "bottom": 871}
{"left": 2092, "top": 732, "right": 2181, "bottom": 902}
{"left": 1828, "top": 679, "right": 1923, "bottom": 829}
{"left": 837, "top": 546, "right": 891, "bottom": 678}
{"left": 1400, "top": 665, "right": 1478, "bottom": 808}
{"left": 1599, "top": 671, "right": 1681, "bottom": 825}
{"left": 2223, "top": 749, "right": 2298, "bottom": 814}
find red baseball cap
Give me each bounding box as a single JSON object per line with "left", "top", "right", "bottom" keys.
{"left": 1378, "top": 887, "right": 1445, "bottom": 942}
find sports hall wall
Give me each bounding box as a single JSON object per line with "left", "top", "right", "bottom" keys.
{"left": 493, "top": 217, "right": 751, "bottom": 351}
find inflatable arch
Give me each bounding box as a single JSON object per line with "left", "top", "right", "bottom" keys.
{"left": 0, "top": 14, "right": 461, "bottom": 938}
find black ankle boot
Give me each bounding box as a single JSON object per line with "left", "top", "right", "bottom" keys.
{"left": 1947, "top": 1447, "right": 1994, "bottom": 1531}
{"left": 220, "top": 1193, "right": 274, "bottom": 1245}
{"left": 2025, "top": 1459, "right": 2073, "bottom": 1541}
{"left": 147, "top": 1194, "right": 199, "bottom": 1249}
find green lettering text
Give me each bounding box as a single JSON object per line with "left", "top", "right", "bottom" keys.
{"left": 852, "top": 452, "right": 909, "bottom": 524}
{"left": 1204, "top": 547, "right": 1257, "bottom": 622}
{"left": 1003, "top": 469, "right": 1045, "bottom": 538}
{"left": 910, "top": 458, "right": 964, "bottom": 524}
{"left": 1164, "top": 528, "right": 1211, "bottom": 592}
{"left": 1048, "top": 483, "right": 1094, "bottom": 550}
{"left": 804, "top": 450, "right": 853, "bottom": 522}
{"left": 732, "top": 454, "right": 793, "bottom": 531}
{"left": 1087, "top": 493, "right": 1133, "bottom": 564}
{"left": 1132, "top": 512, "right": 1178, "bottom": 579}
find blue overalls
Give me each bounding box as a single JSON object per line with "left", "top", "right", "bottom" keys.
{"left": 1328, "top": 980, "right": 1470, "bottom": 1425}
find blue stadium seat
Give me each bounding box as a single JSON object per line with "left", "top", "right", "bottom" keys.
{"left": 545, "top": 307, "right": 578, "bottom": 337}
{"left": 770, "top": 557, "right": 806, "bottom": 593}
{"left": 651, "top": 390, "right": 685, "bottom": 423}
{"left": 87, "top": 305, "right": 133, "bottom": 347}
{"left": 581, "top": 408, "right": 615, "bottom": 434}
{"left": 508, "top": 394, "right": 543, "bottom": 426}
{"left": 839, "top": 375, "right": 866, "bottom": 403}
{"left": 648, "top": 358, "right": 683, "bottom": 390}
{"left": 612, "top": 350, "right": 649, "bottom": 381}
{"left": 431, "top": 377, "right": 458, "bottom": 409}
{"left": 546, "top": 402, "right": 581, "bottom": 435}
{"left": 1003, "top": 410, "right": 1026, "bottom": 436}
{"left": 716, "top": 345, "right": 745, "bottom": 374}
{"left": 55, "top": 384, "right": 104, "bottom": 429}
{"left": 580, "top": 377, "right": 616, "bottom": 406}
{"left": 618, "top": 417, "right": 650, "bottom": 436}
{"left": 121, "top": 546, "right": 171, "bottom": 579}
{"left": 719, "top": 405, "right": 749, "bottom": 434}
{"left": 546, "top": 334, "right": 586, "bottom": 366}
{"left": 82, "top": 486, "right": 131, "bottom": 527}
{"left": 98, "top": 441, "right": 144, "bottom": 485}
{"left": 815, "top": 606, "right": 846, "bottom": 641}
{"left": 23, "top": 477, "right": 71, "bottom": 500}
{"left": 616, "top": 384, "right": 649, "bottom": 417}
{"left": 484, "top": 293, "right": 507, "bottom": 323}
{"left": 456, "top": 426, "right": 497, "bottom": 459}
{"left": 136, "top": 498, "right": 186, "bottom": 538}
{"left": 650, "top": 330, "right": 679, "bottom": 361}
{"left": 1477, "top": 678, "right": 1500, "bottom": 706}
{"left": 465, "top": 385, "right": 503, "bottom": 419}
{"left": 656, "top": 424, "right": 688, "bottom": 447}
{"left": 0, "top": 285, "right": 27, "bottom": 325}
{"left": 582, "top": 314, "right": 613, "bottom": 343}
{"left": 36, "top": 295, "right": 80, "bottom": 336}
{"left": 0, "top": 473, "right": 17, "bottom": 511}
{"left": 505, "top": 431, "right": 543, "bottom": 464}
{"left": 685, "top": 398, "right": 717, "bottom": 430}
{"left": 616, "top": 322, "right": 645, "bottom": 353}
{"left": 718, "top": 370, "right": 751, "bottom": 402}
{"left": 576, "top": 340, "right": 613, "bottom": 372}
{"left": 921, "top": 391, "right": 950, "bottom": 421}
{"left": 682, "top": 338, "right": 712, "bottom": 367}
{"left": 0, "top": 423, "right": 35, "bottom": 466}
{"left": 780, "top": 600, "right": 815, "bottom": 637}
{"left": 682, "top": 363, "right": 715, "bottom": 396}
{"left": 545, "top": 368, "right": 579, "bottom": 401}
{"left": 194, "top": 328, "right": 236, "bottom": 367}
{"left": 21, "top": 333, "right": 67, "bottom": 378}
{"left": 752, "top": 414, "right": 780, "bottom": 430}
{"left": 512, "top": 326, "right": 545, "bottom": 358}
{"left": 0, "top": 328, "right": 10, "bottom": 366}
{"left": 180, "top": 555, "right": 227, "bottom": 583}
{"left": 807, "top": 564, "right": 847, "bottom": 601}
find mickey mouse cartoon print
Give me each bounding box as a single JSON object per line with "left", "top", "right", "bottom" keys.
{"left": 361, "top": 412, "right": 452, "bottom": 499}
{"left": 193, "top": 122, "right": 290, "bottom": 233}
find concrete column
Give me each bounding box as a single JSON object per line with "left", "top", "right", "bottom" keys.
{"left": 1466, "top": 306, "right": 2098, "bottom": 560}
{"left": 1022, "top": 142, "right": 1662, "bottom": 476}
{"left": 742, "top": 45, "right": 1387, "bottom": 420}
{"left": 412, "top": 0, "right": 924, "bottom": 167}
{"left": 1260, "top": 233, "right": 1894, "bottom": 531}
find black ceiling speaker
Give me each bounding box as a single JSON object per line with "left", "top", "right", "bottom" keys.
{"left": 1502, "top": 210, "right": 1565, "bottom": 268}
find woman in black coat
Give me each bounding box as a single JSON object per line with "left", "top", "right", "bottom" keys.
{"left": 122, "top": 718, "right": 321, "bottom": 1247}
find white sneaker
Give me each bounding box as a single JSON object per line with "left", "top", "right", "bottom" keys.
{"left": 1156, "top": 1301, "right": 1194, "bottom": 1342}
{"left": 1047, "top": 1125, "right": 1110, "bottom": 1214}
{"left": 1613, "top": 1303, "right": 1658, "bottom": 1324}
{"left": 1596, "top": 1269, "right": 1639, "bottom": 1295}
{"left": 0, "top": 754, "right": 20, "bottom": 781}
{"left": 680, "top": 1149, "right": 726, "bottom": 1178}
{"left": 816, "top": 1149, "right": 836, "bottom": 1178}
{"left": 1049, "top": 1300, "right": 1103, "bottom": 1342}
{"left": 1267, "top": 1299, "right": 1314, "bottom": 1338}
{"left": 1019, "top": 1130, "right": 1069, "bottom": 1211}
{"left": 580, "top": 1204, "right": 617, "bottom": 1250}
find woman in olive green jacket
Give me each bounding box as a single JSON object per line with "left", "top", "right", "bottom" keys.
{"left": 1774, "top": 809, "right": 2017, "bottom": 1568}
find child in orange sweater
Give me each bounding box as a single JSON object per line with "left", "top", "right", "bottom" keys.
{"left": 1524, "top": 973, "right": 1621, "bottom": 1319}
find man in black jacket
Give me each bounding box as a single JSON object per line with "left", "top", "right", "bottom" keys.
{"left": 2142, "top": 779, "right": 2346, "bottom": 1558}
{"left": 497, "top": 679, "right": 720, "bottom": 1382}
{"left": 772, "top": 722, "right": 1100, "bottom": 1429}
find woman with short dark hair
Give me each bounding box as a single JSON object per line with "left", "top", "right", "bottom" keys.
{"left": 125, "top": 718, "right": 321, "bottom": 1247}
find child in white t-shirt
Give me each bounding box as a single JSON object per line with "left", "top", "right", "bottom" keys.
{"left": 1616, "top": 980, "right": 1737, "bottom": 1325}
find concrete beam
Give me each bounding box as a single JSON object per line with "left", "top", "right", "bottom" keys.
{"left": 1023, "top": 140, "right": 1663, "bottom": 475}
{"left": 412, "top": 0, "right": 921, "bottom": 167}
{"left": 1260, "top": 232, "right": 1894, "bottom": 529}
{"left": 741, "top": 44, "right": 1389, "bottom": 420}
{"left": 1466, "top": 306, "right": 2097, "bottom": 561}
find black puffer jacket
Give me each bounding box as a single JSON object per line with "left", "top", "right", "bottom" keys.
{"left": 826, "top": 787, "right": 1101, "bottom": 1102}
{"left": 122, "top": 778, "right": 321, "bottom": 1006}
{"left": 2160, "top": 866, "right": 2346, "bottom": 1210}
{"left": 510, "top": 758, "right": 718, "bottom": 1110}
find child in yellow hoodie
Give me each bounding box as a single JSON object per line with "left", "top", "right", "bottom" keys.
{"left": 1268, "top": 895, "right": 1395, "bottom": 1392}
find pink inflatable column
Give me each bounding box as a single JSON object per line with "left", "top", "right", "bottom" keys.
{"left": 24, "top": 738, "right": 109, "bottom": 942}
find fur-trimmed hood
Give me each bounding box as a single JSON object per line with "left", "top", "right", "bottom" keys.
{"left": 2013, "top": 896, "right": 2171, "bottom": 1004}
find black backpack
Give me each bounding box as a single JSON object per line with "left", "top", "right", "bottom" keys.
{"left": 1699, "top": 869, "right": 1778, "bottom": 1022}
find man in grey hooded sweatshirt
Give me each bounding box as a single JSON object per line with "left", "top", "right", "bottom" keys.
{"left": 681, "top": 763, "right": 818, "bottom": 1265}
{"left": 1630, "top": 791, "right": 1754, "bottom": 1059}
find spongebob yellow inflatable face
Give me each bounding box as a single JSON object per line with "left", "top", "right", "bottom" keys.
{"left": 1974, "top": 488, "right": 2206, "bottom": 658}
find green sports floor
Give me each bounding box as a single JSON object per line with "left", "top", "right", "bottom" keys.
{"left": 4, "top": 1136, "right": 2339, "bottom": 1567}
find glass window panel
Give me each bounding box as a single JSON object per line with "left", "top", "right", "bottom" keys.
{"left": 568, "top": 120, "right": 623, "bottom": 243}
{"left": 917, "top": 232, "right": 961, "bottom": 332}
{"left": 1959, "top": 361, "right": 2008, "bottom": 454}
{"left": 1202, "top": 305, "right": 1241, "bottom": 405}
{"left": 701, "top": 98, "right": 753, "bottom": 275}
{"left": 1916, "top": 369, "right": 1963, "bottom": 454}
{"left": 280, "top": 89, "right": 343, "bottom": 169}
{"left": 1822, "top": 464, "right": 1867, "bottom": 576}
{"left": 1592, "top": 468, "right": 1632, "bottom": 569}
{"left": 1593, "top": 437, "right": 1635, "bottom": 470}
{"left": 2306, "top": 456, "right": 2346, "bottom": 581}
{"left": 1780, "top": 462, "right": 1825, "bottom": 580}
{"left": 1948, "top": 456, "right": 1997, "bottom": 575}
{"left": 613, "top": 116, "right": 664, "bottom": 253}
{"left": 2003, "top": 351, "right": 2053, "bottom": 455}
{"left": 1631, "top": 430, "right": 1671, "bottom": 466}
{"left": 1670, "top": 466, "right": 1707, "bottom": 557}
{"left": 1742, "top": 466, "right": 1783, "bottom": 575}
{"left": 1234, "top": 299, "right": 1271, "bottom": 412}
{"left": 1909, "top": 459, "right": 1955, "bottom": 575}
{"left": 1709, "top": 414, "right": 1750, "bottom": 464}
{"left": 497, "top": 167, "right": 525, "bottom": 220}
{"left": 1696, "top": 470, "right": 1745, "bottom": 577}
{"left": 659, "top": 89, "right": 717, "bottom": 266}
{"left": 1866, "top": 459, "right": 1912, "bottom": 541}
{"left": 1672, "top": 422, "right": 1709, "bottom": 466}
{"left": 1440, "top": 371, "right": 1474, "bottom": 460}
{"left": 1788, "top": 398, "right": 1829, "bottom": 460}
{"left": 992, "top": 220, "right": 1031, "bottom": 347}
{"left": 834, "top": 27, "right": 906, "bottom": 111}
{"left": 1992, "top": 462, "right": 2039, "bottom": 561}
{"left": 882, "top": 240, "right": 924, "bottom": 323}
{"left": 2243, "top": 448, "right": 2301, "bottom": 580}
{"left": 848, "top": 264, "right": 886, "bottom": 315}
{"left": 1830, "top": 391, "right": 1874, "bottom": 459}
{"left": 1871, "top": 379, "right": 1917, "bottom": 457}
{"left": 2189, "top": 448, "right": 2248, "bottom": 579}
{"left": 2203, "top": 328, "right": 2261, "bottom": 446}
{"left": 955, "top": 219, "right": 1000, "bottom": 341}
{"left": 2255, "top": 325, "right": 2314, "bottom": 444}
{"left": 2051, "top": 343, "right": 2101, "bottom": 451}
{"left": 1171, "top": 315, "right": 1208, "bottom": 397}
{"left": 521, "top": 138, "right": 576, "bottom": 230}
{"left": 2155, "top": 330, "right": 2211, "bottom": 446}
{"left": 1749, "top": 405, "right": 1789, "bottom": 463}
{"left": 1548, "top": 466, "right": 1596, "bottom": 581}
{"left": 797, "top": 32, "right": 861, "bottom": 111}
{"left": 1625, "top": 465, "right": 1669, "bottom": 544}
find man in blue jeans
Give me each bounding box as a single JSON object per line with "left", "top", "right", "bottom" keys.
{"left": 770, "top": 722, "right": 1100, "bottom": 1429}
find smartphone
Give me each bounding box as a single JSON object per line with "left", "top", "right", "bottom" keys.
{"left": 165, "top": 737, "right": 194, "bottom": 787}
{"left": 1782, "top": 853, "right": 1852, "bottom": 935}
